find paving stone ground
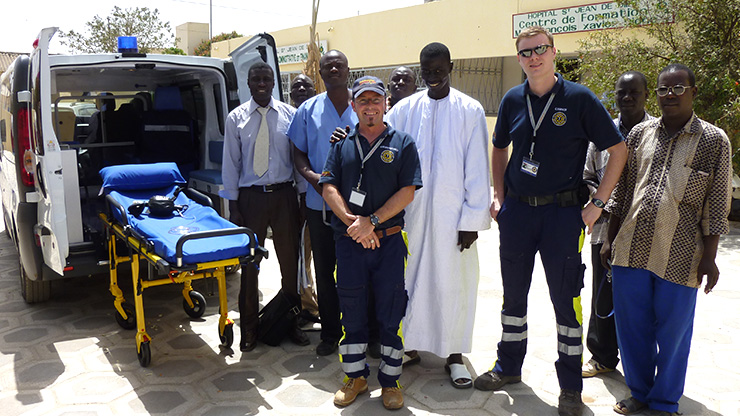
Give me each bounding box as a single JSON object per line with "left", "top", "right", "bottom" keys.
{"left": 0, "top": 219, "right": 738, "bottom": 416}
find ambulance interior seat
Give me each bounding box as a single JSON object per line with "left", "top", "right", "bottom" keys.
{"left": 139, "top": 86, "right": 199, "bottom": 179}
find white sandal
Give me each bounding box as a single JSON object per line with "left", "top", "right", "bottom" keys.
{"left": 445, "top": 362, "right": 473, "bottom": 389}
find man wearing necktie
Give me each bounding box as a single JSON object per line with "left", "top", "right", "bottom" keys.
{"left": 221, "top": 62, "right": 309, "bottom": 352}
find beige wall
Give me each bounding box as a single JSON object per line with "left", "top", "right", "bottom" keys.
{"left": 176, "top": 22, "right": 210, "bottom": 56}
{"left": 212, "top": 0, "right": 613, "bottom": 65}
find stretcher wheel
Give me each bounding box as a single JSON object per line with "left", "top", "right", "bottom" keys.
{"left": 183, "top": 291, "right": 206, "bottom": 318}
{"left": 138, "top": 341, "right": 151, "bottom": 367}
{"left": 220, "top": 323, "right": 234, "bottom": 348}
{"left": 115, "top": 302, "right": 136, "bottom": 330}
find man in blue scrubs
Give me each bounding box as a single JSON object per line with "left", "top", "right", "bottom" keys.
{"left": 320, "top": 76, "right": 421, "bottom": 410}
{"left": 474, "top": 26, "right": 627, "bottom": 416}
{"left": 288, "top": 50, "right": 358, "bottom": 356}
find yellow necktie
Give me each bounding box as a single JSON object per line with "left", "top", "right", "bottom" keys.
{"left": 253, "top": 107, "right": 270, "bottom": 177}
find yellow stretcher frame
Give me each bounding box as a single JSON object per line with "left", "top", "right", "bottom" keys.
{"left": 99, "top": 212, "right": 259, "bottom": 367}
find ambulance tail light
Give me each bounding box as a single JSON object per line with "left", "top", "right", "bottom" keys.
{"left": 18, "top": 107, "right": 35, "bottom": 187}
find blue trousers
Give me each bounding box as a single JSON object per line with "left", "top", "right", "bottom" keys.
{"left": 612, "top": 266, "right": 697, "bottom": 413}
{"left": 335, "top": 233, "right": 407, "bottom": 388}
{"left": 492, "top": 196, "right": 586, "bottom": 392}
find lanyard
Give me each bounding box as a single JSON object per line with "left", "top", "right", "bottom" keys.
{"left": 354, "top": 133, "right": 386, "bottom": 188}
{"left": 526, "top": 92, "right": 556, "bottom": 159}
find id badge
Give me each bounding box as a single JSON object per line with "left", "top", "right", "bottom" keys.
{"left": 349, "top": 188, "right": 367, "bottom": 207}
{"left": 521, "top": 157, "right": 540, "bottom": 177}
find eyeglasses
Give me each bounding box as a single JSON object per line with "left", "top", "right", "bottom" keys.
{"left": 656, "top": 85, "right": 689, "bottom": 97}
{"left": 517, "top": 44, "right": 553, "bottom": 58}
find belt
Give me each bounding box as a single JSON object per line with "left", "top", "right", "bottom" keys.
{"left": 508, "top": 188, "right": 582, "bottom": 207}
{"left": 245, "top": 182, "right": 293, "bottom": 193}
{"left": 344, "top": 225, "right": 402, "bottom": 240}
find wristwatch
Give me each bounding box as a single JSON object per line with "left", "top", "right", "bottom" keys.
{"left": 591, "top": 198, "right": 605, "bottom": 209}
{"left": 369, "top": 214, "right": 380, "bottom": 227}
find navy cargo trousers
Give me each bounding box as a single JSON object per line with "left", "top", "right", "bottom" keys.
{"left": 491, "top": 196, "right": 587, "bottom": 392}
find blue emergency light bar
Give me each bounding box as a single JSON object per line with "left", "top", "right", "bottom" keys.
{"left": 117, "top": 36, "right": 138, "bottom": 54}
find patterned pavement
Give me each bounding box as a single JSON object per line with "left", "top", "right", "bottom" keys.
{"left": 0, "top": 219, "right": 738, "bottom": 416}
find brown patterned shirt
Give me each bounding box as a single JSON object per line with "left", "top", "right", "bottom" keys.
{"left": 608, "top": 114, "right": 732, "bottom": 288}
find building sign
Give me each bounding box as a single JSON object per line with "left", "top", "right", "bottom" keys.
{"left": 277, "top": 40, "right": 328, "bottom": 65}
{"left": 512, "top": 1, "right": 670, "bottom": 38}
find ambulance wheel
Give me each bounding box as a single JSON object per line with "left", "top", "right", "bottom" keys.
{"left": 115, "top": 302, "right": 136, "bottom": 330}
{"left": 220, "top": 323, "right": 234, "bottom": 348}
{"left": 137, "top": 341, "right": 151, "bottom": 367}
{"left": 183, "top": 291, "right": 206, "bottom": 318}
{"left": 19, "top": 260, "right": 51, "bottom": 303}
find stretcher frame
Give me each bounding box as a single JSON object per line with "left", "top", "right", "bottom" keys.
{"left": 99, "top": 191, "right": 264, "bottom": 367}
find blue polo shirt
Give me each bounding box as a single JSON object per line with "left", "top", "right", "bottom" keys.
{"left": 493, "top": 74, "right": 622, "bottom": 197}
{"left": 319, "top": 124, "right": 422, "bottom": 235}
{"left": 287, "top": 92, "right": 358, "bottom": 211}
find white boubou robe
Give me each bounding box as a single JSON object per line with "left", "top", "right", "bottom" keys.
{"left": 386, "top": 88, "right": 491, "bottom": 356}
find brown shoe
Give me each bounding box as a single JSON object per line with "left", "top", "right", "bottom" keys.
{"left": 381, "top": 386, "right": 404, "bottom": 410}
{"left": 333, "top": 377, "right": 368, "bottom": 407}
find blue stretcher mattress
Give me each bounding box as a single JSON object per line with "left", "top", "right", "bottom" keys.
{"left": 100, "top": 163, "right": 252, "bottom": 265}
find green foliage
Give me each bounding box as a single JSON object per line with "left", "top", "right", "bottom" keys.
{"left": 194, "top": 32, "right": 244, "bottom": 57}
{"left": 59, "top": 7, "right": 175, "bottom": 54}
{"left": 566, "top": 0, "right": 740, "bottom": 173}
{"left": 161, "top": 47, "right": 186, "bottom": 55}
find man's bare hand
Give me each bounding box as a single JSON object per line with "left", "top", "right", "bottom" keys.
{"left": 490, "top": 196, "right": 504, "bottom": 221}
{"left": 581, "top": 203, "right": 602, "bottom": 234}
{"left": 330, "top": 125, "right": 350, "bottom": 144}
{"left": 458, "top": 231, "right": 478, "bottom": 252}
{"left": 697, "top": 255, "right": 720, "bottom": 294}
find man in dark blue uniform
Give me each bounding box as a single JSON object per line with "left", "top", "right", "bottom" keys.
{"left": 473, "top": 26, "right": 627, "bottom": 416}
{"left": 320, "top": 76, "right": 422, "bottom": 410}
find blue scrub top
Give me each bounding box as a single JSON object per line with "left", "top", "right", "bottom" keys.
{"left": 319, "top": 124, "right": 422, "bottom": 236}
{"left": 493, "top": 74, "right": 622, "bottom": 197}
{"left": 287, "top": 92, "right": 358, "bottom": 211}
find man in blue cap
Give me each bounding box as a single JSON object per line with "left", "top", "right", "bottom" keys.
{"left": 320, "top": 76, "right": 422, "bottom": 410}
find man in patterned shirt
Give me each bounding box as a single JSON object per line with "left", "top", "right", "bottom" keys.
{"left": 603, "top": 63, "right": 732, "bottom": 416}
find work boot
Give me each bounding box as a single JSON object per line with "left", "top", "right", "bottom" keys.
{"left": 333, "top": 377, "right": 368, "bottom": 407}
{"left": 381, "top": 386, "right": 404, "bottom": 410}
{"left": 558, "top": 389, "right": 584, "bottom": 416}
{"left": 473, "top": 370, "right": 521, "bottom": 391}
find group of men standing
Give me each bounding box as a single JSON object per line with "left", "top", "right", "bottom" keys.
{"left": 221, "top": 24, "right": 732, "bottom": 415}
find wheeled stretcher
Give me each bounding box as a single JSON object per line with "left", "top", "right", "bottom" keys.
{"left": 98, "top": 163, "right": 266, "bottom": 367}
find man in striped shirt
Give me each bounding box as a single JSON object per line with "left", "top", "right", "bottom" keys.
{"left": 604, "top": 63, "right": 732, "bottom": 416}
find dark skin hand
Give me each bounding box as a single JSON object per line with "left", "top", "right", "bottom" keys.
{"left": 330, "top": 125, "right": 351, "bottom": 144}
{"left": 458, "top": 231, "right": 478, "bottom": 252}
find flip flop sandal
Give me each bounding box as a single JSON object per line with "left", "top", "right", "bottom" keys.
{"left": 402, "top": 352, "right": 421, "bottom": 367}
{"left": 445, "top": 363, "right": 473, "bottom": 389}
{"left": 613, "top": 397, "right": 647, "bottom": 415}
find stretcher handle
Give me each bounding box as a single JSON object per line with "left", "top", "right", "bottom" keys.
{"left": 175, "top": 227, "right": 258, "bottom": 267}
{"left": 105, "top": 194, "right": 129, "bottom": 226}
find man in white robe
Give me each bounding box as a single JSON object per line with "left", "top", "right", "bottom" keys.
{"left": 386, "top": 42, "right": 491, "bottom": 388}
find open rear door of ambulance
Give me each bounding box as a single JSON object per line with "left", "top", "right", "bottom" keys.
{"left": 30, "top": 27, "right": 70, "bottom": 276}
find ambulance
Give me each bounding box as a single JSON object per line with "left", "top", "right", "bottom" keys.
{"left": 0, "top": 27, "right": 280, "bottom": 302}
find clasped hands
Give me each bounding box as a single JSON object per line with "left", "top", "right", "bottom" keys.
{"left": 346, "top": 214, "right": 380, "bottom": 250}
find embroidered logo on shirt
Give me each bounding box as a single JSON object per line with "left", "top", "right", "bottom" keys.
{"left": 321, "top": 170, "right": 333, "bottom": 177}
{"left": 552, "top": 112, "right": 567, "bottom": 126}
{"left": 380, "top": 150, "right": 395, "bottom": 163}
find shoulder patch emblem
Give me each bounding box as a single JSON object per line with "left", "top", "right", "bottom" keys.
{"left": 552, "top": 112, "right": 567, "bottom": 126}
{"left": 380, "top": 149, "right": 395, "bottom": 163}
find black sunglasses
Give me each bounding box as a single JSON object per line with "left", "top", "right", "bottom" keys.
{"left": 517, "top": 44, "right": 553, "bottom": 58}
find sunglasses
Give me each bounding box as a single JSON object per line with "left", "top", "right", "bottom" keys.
{"left": 656, "top": 85, "right": 690, "bottom": 97}
{"left": 517, "top": 44, "right": 553, "bottom": 58}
